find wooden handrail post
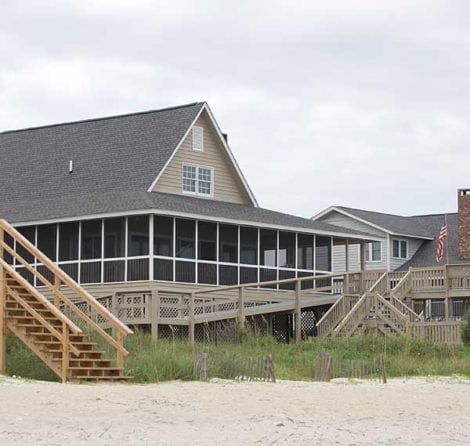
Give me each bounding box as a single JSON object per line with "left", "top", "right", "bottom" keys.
{"left": 238, "top": 286, "right": 245, "bottom": 330}
{"left": 295, "top": 279, "right": 301, "bottom": 343}
{"left": 53, "top": 275, "right": 61, "bottom": 309}
{"left": 188, "top": 293, "right": 195, "bottom": 344}
{"left": 61, "top": 321, "right": 69, "bottom": 383}
{"left": 116, "top": 331, "right": 124, "bottom": 370}
{"left": 151, "top": 290, "right": 159, "bottom": 340}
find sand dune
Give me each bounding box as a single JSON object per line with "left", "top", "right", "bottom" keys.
{"left": 0, "top": 375, "right": 469, "bottom": 445}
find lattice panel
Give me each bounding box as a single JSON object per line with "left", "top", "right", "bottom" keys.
{"left": 159, "top": 297, "right": 181, "bottom": 319}
{"left": 158, "top": 324, "right": 189, "bottom": 340}
{"left": 115, "top": 293, "right": 149, "bottom": 321}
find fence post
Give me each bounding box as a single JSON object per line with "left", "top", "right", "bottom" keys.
{"left": 188, "top": 293, "right": 195, "bottom": 344}
{"left": 238, "top": 286, "right": 245, "bottom": 329}
{"left": 295, "top": 280, "right": 301, "bottom": 343}
{"left": 0, "top": 227, "right": 5, "bottom": 374}
{"left": 151, "top": 290, "right": 159, "bottom": 340}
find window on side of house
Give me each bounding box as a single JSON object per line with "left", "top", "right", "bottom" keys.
{"left": 182, "top": 163, "right": 213, "bottom": 197}
{"left": 392, "top": 239, "right": 408, "bottom": 259}
{"left": 192, "top": 126, "right": 204, "bottom": 151}
{"left": 365, "top": 241, "right": 382, "bottom": 262}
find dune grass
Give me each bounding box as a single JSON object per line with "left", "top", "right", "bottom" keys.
{"left": 4, "top": 331, "right": 470, "bottom": 383}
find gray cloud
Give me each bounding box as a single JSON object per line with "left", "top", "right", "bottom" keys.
{"left": 2, "top": 0, "right": 470, "bottom": 219}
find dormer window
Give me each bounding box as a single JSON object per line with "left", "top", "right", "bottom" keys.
{"left": 182, "top": 163, "right": 213, "bottom": 197}
{"left": 192, "top": 126, "right": 204, "bottom": 151}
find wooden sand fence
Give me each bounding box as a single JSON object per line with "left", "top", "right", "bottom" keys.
{"left": 315, "top": 349, "right": 386, "bottom": 383}
{"left": 194, "top": 351, "right": 275, "bottom": 383}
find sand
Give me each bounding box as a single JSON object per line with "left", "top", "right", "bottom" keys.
{"left": 0, "top": 375, "right": 469, "bottom": 445}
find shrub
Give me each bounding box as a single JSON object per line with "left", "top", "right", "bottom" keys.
{"left": 463, "top": 317, "right": 470, "bottom": 347}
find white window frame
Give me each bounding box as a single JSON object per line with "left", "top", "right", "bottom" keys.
{"left": 182, "top": 162, "right": 214, "bottom": 198}
{"left": 192, "top": 126, "right": 204, "bottom": 151}
{"left": 365, "top": 241, "right": 382, "bottom": 262}
{"left": 392, "top": 239, "right": 408, "bottom": 259}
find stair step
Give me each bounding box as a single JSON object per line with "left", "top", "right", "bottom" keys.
{"left": 71, "top": 375, "right": 132, "bottom": 381}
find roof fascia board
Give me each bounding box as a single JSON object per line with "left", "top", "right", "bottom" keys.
{"left": 11, "top": 209, "right": 382, "bottom": 242}
{"left": 310, "top": 206, "right": 337, "bottom": 220}
{"left": 390, "top": 232, "right": 434, "bottom": 241}
{"left": 146, "top": 104, "right": 205, "bottom": 193}
{"left": 202, "top": 103, "right": 258, "bottom": 207}
{"left": 317, "top": 206, "right": 393, "bottom": 235}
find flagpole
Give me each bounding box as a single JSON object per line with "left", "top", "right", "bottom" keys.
{"left": 445, "top": 213, "right": 449, "bottom": 265}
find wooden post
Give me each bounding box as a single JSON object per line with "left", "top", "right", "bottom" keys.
{"left": 188, "top": 293, "right": 195, "bottom": 344}
{"left": 61, "top": 321, "right": 69, "bottom": 383}
{"left": 295, "top": 280, "right": 301, "bottom": 343}
{"left": 238, "top": 286, "right": 245, "bottom": 329}
{"left": 53, "top": 275, "right": 61, "bottom": 309}
{"left": 345, "top": 240, "right": 350, "bottom": 294}
{"left": 0, "top": 227, "right": 5, "bottom": 374}
{"left": 381, "top": 354, "right": 387, "bottom": 384}
{"left": 360, "top": 241, "right": 366, "bottom": 292}
{"left": 116, "top": 331, "right": 124, "bottom": 370}
{"left": 444, "top": 264, "right": 449, "bottom": 319}
{"left": 151, "top": 290, "right": 160, "bottom": 340}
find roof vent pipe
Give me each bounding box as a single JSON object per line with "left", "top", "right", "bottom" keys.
{"left": 69, "top": 160, "right": 73, "bottom": 173}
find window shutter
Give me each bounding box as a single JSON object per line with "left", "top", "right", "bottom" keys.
{"left": 192, "top": 126, "right": 204, "bottom": 151}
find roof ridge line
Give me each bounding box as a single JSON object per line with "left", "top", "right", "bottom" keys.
{"left": 1, "top": 102, "right": 205, "bottom": 135}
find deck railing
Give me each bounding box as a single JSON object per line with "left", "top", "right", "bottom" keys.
{"left": 0, "top": 219, "right": 133, "bottom": 369}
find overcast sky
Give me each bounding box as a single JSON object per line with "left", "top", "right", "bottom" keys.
{"left": 2, "top": 1, "right": 470, "bottom": 218}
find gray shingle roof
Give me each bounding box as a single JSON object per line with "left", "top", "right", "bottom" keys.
{"left": 398, "top": 213, "right": 466, "bottom": 269}
{"left": 0, "top": 190, "right": 375, "bottom": 239}
{"left": 0, "top": 102, "right": 205, "bottom": 202}
{"left": 0, "top": 103, "right": 376, "bottom": 240}
{"left": 335, "top": 206, "right": 434, "bottom": 239}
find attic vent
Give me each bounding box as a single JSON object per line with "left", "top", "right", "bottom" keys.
{"left": 69, "top": 160, "right": 73, "bottom": 173}
{"left": 192, "top": 126, "right": 204, "bottom": 151}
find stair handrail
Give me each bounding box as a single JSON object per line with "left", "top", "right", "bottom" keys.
{"left": 375, "top": 293, "right": 409, "bottom": 323}
{"left": 390, "top": 269, "right": 412, "bottom": 300}
{"left": 0, "top": 220, "right": 132, "bottom": 363}
{"left": 333, "top": 292, "right": 370, "bottom": 336}
{"left": 1, "top": 260, "right": 81, "bottom": 357}
{"left": 388, "top": 294, "right": 422, "bottom": 322}
{"left": 316, "top": 293, "right": 361, "bottom": 338}
{"left": 368, "top": 272, "right": 389, "bottom": 295}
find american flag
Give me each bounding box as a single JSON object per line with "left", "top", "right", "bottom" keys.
{"left": 435, "top": 225, "right": 448, "bottom": 263}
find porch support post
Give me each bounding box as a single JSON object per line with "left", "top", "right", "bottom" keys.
{"left": 294, "top": 280, "right": 301, "bottom": 343}
{"left": 151, "top": 290, "right": 159, "bottom": 340}
{"left": 360, "top": 241, "right": 366, "bottom": 293}
{"left": 345, "top": 239, "right": 350, "bottom": 294}
{"left": 188, "top": 293, "right": 195, "bottom": 344}
{"left": 238, "top": 286, "right": 245, "bottom": 329}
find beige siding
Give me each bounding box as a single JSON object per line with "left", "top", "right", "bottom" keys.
{"left": 153, "top": 111, "right": 252, "bottom": 205}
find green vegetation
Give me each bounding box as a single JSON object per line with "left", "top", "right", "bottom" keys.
{"left": 463, "top": 317, "right": 470, "bottom": 346}
{"left": 4, "top": 332, "right": 470, "bottom": 383}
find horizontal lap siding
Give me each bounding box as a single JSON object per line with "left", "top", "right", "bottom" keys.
{"left": 153, "top": 112, "right": 252, "bottom": 205}
{"left": 319, "top": 212, "right": 385, "bottom": 237}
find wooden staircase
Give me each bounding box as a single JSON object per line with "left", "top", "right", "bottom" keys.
{"left": 0, "top": 219, "right": 133, "bottom": 382}
{"left": 317, "top": 271, "right": 422, "bottom": 339}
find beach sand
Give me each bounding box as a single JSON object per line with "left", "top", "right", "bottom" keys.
{"left": 0, "top": 375, "right": 469, "bottom": 445}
